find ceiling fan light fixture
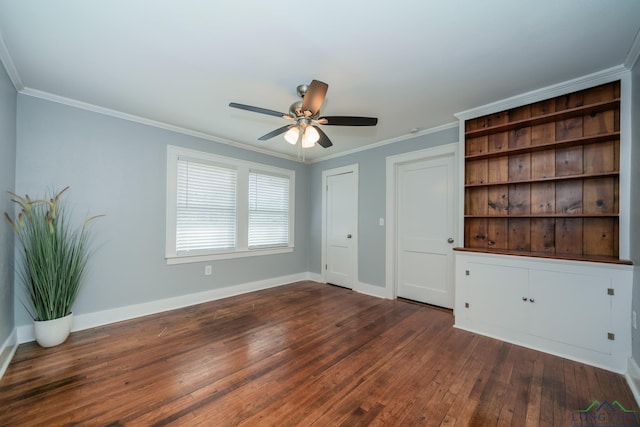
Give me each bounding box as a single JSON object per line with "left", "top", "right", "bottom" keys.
{"left": 301, "top": 126, "right": 319, "bottom": 148}
{"left": 229, "top": 79, "right": 377, "bottom": 151}
{"left": 284, "top": 126, "right": 299, "bottom": 144}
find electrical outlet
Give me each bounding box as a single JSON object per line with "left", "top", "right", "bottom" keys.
{"left": 633, "top": 311, "right": 637, "bottom": 330}
{"left": 379, "top": 218, "right": 384, "bottom": 226}
{"left": 205, "top": 265, "right": 212, "bottom": 276}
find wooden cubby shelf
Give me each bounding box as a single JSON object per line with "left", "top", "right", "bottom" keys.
{"left": 462, "top": 81, "right": 622, "bottom": 262}
{"left": 464, "top": 171, "right": 619, "bottom": 188}
{"left": 454, "top": 247, "right": 632, "bottom": 265}
{"left": 464, "top": 132, "right": 619, "bottom": 160}
{"left": 465, "top": 98, "right": 620, "bottom": 138}
{"left": 465, "top": 214, "right": 619, "bottom": 218}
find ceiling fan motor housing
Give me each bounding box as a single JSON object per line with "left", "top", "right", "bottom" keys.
{"left": 289, "top": 101, "right": 304, "bottom": 118}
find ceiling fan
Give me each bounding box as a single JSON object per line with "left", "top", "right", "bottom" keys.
{"left": 229, "top": 80, "right": 377, "bottom": 149}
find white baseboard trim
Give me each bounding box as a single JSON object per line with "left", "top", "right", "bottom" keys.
{"left": 455, "top": 323, "right": 625, "bottom": 374}
{"left": 307, "top": 272, "right": 322, "bottom": 283}
{"left": 356, "top": 281, "right": 393, "bottom": 299}
{"left": 626, "top": 358, "right": 640, "bottom": 408}
{"left": 16, "top": 272, "right": 316, "bottom": 344}
{"left": 0, "top": 329, "right": 18, "bottom": 380}
{"left": 314, "top": 278, "right": 390, "bottom": 300}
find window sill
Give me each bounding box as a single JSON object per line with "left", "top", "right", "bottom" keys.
{"left": 166, "top": 246, "right": 294, "bottom": 265}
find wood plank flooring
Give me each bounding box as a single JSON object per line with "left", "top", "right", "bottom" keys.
{"left": 0, "top": 281, "right": 638, "bottom": 426}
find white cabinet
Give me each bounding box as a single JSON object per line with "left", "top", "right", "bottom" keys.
{"left": 465, "top": 262, "right": 529, "bottom": 333}
{"left": 455, "top": 251, "right": 633, "bottom": 373}
{"left": 528, "top": 269, "right": 612, "bottom": 354}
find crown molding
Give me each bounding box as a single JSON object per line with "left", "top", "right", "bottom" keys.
{"left": 0, "top": 29, "right": 23, "bottom": 91}
{"left": 455, "top": 65, "right": 629, "bottom": 121}
{"left": 19, "top": 86, "right": 459, "bottom": 165}
{"left": 624, "top": 26, "right": 640, "bottom": 69}
{"left": 19, "top": 87, "right": 302, "bottom": 163}
{"left": 308, "top": 121, "right": 459, "bottom": 164}
{"left": 17, "top": 66, "right": 630, "bottom": 167}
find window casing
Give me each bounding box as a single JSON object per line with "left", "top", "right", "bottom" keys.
{"left": 166, "top": 146, "right": 295, "bottom": 264}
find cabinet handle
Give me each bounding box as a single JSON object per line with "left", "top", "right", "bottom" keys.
{"left": 522, "top": 297, "right": 527, "bottom": 301}
{"left": 529, "top": 298, "right": 535, "bottom": 303}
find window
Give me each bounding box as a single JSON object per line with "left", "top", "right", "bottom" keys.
{"left": 248, "top": 171, "right": 290, "bottom": 249}
{"left": 176, "top": 159, "right": 237, "bottom": 252}
{"left": 166, "top": 146, "right": 295, "bottom": 264}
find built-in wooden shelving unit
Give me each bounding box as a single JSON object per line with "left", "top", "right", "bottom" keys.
{"left": 462, "top": 81, "right": 624, "bottom": 262}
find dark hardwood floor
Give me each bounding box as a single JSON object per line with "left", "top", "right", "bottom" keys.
{"left": 0, "top": 281, "right": 637, "bottom": 426}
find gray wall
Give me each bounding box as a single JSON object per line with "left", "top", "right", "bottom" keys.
{"left": 630, "top": 60, "right": 640, "bottom": 363}
{"left": 13, "top": 92, "right": 458, "bottom": 328}
{"left": 308, "top": 126, "right": 459, "bottom": 287}
{"left": 14, "top": 95, "right": 309, "bottom": 326}
{"left": 0, "top": 65, "right": 16, "bottom": 343}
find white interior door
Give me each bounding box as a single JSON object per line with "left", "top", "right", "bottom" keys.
{"left": 325, "top": 171, "right": 356, "bottom": 288}
{"left": 396, "top": 154, "right": 455, "bottom": 308}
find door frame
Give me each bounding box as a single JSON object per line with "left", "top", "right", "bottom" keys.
{"left": 385, "top": 143, "right": 458, "bottom": 299}
{"left": 322, "top": 164, "right": 359, "bottom": 289}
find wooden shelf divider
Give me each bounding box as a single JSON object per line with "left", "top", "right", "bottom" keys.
{"left": 464, "top": 98, "right": 620, "bottom": 138}
{"left": 453, "top": 247, "right": 632, "bottom": 265}
{"left": 464, "top": 132, "right": 619, "bottom": 160}
{"left": 465, "top": 214, "right": 619, "bottom": 218}
{"left": 464, "top": 171, "right": 620, "bottom": 188}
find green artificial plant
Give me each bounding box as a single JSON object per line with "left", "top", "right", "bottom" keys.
{"left": 5, "top": 187, "right": 103, "bottom": 321}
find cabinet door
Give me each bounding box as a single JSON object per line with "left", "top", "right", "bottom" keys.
{"left": 528, "top": 269, "right": 612, "bottom": 354}
{"left": 466, "top": 262, "right": 529, "bottom": 332}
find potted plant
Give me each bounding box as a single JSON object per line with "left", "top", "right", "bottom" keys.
{"left": 5, "top": 187, "right": 103, "bottom": 347}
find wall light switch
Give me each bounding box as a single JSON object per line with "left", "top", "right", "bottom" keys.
{"left": 205, "top": 265, "right": 212, "bottom": 276}
{"left": 379, "top": 218, "right": 385, "bottom": 226}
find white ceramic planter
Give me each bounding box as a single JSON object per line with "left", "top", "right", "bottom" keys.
{"left": 33, "top": 312, "right": 74, "bottom": 347}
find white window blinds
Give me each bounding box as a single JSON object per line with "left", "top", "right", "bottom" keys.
{"left": 176, "top": 159, "right": 237, "bottom": 253}
{"left": 248, "top": 171, "right": 290, "bottom": 248}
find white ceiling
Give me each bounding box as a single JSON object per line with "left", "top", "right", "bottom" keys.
{"left": 0, "top": 1, "right": 639, "bottom": 162}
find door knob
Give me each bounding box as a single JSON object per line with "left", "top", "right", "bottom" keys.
{"left": 447, "top": 238, "right": 454, "bottom": 243}
{"left": 347, "top": 234, "right": 352, "bottom": 239}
